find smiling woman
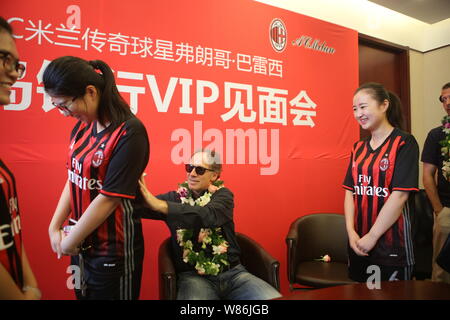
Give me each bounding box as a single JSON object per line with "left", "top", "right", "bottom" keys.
{"left": 0, "top": 16, "right": 41, "bottom": 300}
{"left": 343, "top": 82, "right": 419, "bottom": 283}
{"left": 42, "top": 56, "right": 150, "bottom": 300}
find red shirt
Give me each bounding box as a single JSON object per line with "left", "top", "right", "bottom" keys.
{"left": 343, "top": 128, "right": 419, "bottom": 266}
{"left": 0, "top": 158, "right": 23, "bottom": 288}
{"left": 67, "top": 118, "right": 149, "bottom": 258}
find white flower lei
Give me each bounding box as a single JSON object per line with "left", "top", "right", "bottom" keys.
{"left": 176, "top": 180, "right": 230, "bottom": 276}
{"left": 440, "top": 115, "right": 450, "bottom": 180}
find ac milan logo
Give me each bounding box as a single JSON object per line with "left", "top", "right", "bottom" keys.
{"left": 269, "top": 18, "right": 287, "bottom": 52}
{"left": 379, "top": 158, "right": 389, "bottom": 171}
{"left": 92, "top": 150, "right": 104, "bottom": 168}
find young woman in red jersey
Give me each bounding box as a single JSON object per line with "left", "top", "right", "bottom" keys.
{"left": 343, "top": 82, "right": 419, "bottom": 282}
{"left": 44, "top": 56, "right": 149, "bottom": 300}
{"left": 0, "top": 17, "right": 41, "bottom": 300}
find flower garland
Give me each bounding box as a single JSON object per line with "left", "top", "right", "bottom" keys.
{"left": 176, "top": 180, "right": 229, "bottom": 276}
{"left": 176, "top": 179, "right": 223, "bottom": 206}
{"left": 439, "top": 115, "right": 450, "bottom": 180}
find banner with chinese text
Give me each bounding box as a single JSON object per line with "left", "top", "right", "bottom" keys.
{"left": 1, "top": 0, "right": 358, "bottom": 299}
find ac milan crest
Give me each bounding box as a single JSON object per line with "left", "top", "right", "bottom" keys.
{"left": 379, "top": 158, "right": 389, "bottom": 171}
{"left": 269, "top": 18, "right": 287, "bottom": 52}
{"left": 92, "top": 150, "right": 104, "bottom": 168}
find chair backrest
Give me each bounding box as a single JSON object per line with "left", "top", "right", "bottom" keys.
{"left": 295, "top": 213, "right": 348, "bottom": 263}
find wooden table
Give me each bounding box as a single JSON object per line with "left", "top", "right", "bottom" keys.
{"left": 281, "top": 280, "right": 450, "bottom": 300}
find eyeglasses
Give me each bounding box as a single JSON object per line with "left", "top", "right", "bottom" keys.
{"left": 185, "top": 164, "right": 215, "bottom": 175}
{"left": 0, "top": 50, "right": 26, "bottom": 80}
{"left": 52, "top": 97, "right": 77, "bottom": 114}
{"left": 440, "top": 95, "right": 450, "bottom": 103}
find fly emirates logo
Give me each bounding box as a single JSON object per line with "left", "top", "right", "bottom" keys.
{"left": 0, "top": 198, "right": 20, "bottom": 251}
{"left": 68, "top": 158, "right": 103, "bottom": 191}
{"left": 354, "top": 174, "right": 389, "bottom": 197}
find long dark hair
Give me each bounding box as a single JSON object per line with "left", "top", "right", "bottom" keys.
{"left": 355, "top": 82, "right": 405, "bottom": 130}
{"left": 43, "top": 56, "right": 133, "bottom": 130}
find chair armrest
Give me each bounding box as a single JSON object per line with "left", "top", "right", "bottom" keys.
{"left": 285, "top": 238, "right": 296, "bottom": 286}
{"left": 236, "top": 233, "right": 280, "bottom": 291}
{"left": 158, "top": 238, "right": 177, "bottom": 300}
{"left": 285, "top": 218, "right": 302, "bottom": 287}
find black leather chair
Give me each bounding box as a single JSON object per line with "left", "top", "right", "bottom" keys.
{"left": 411, "top": 189, "right": 434, "bottom": 280}
{"left": 158, "top": 232, "right": 280, "bottom": 300}
{"left": 286, "top": 213, "right": 355, "bottom": 290}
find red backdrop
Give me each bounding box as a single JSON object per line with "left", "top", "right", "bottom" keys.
{"left": 1, "top": 0, "right": 358, "bottom": 299}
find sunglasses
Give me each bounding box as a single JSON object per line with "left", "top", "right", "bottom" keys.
{"left": 185, "top": 164, "right": 215, "bottom": 175}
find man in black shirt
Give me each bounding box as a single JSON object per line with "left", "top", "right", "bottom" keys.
{"left": 422, "top": 82, "right": 450, "bottom": 284}
{"left": 139, "top": 149, "right": 281, "bottom": 300}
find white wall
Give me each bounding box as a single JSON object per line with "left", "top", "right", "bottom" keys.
{"left": 256, "top": 0, "right": 450, "bottom": 188}
{"left": 255, "top": 0, "right": 450, "bottom": 52}
{"left": 410, "top": 47, "right": 450, "bottom": 187}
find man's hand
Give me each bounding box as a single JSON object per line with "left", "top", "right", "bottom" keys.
{"left": 139, "top": 173, "right": 168, "bottom": 214}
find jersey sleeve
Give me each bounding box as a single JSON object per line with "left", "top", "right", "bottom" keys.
{"left": 100, "top": 118, "right": 150, "bottom": 199}
{"left": 391, "top": 134, "right": 419, "bottom": 192}
{"left": 421, "top": 128, "right": 441, "bottom": 166}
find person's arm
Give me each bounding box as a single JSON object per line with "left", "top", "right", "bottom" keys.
{"left": 342, "top": 147, "right": 366, "bottom": 256}
{"left": 0, "top": 262, "right": 40, "bottom": 300}
{"left": 356, "top": 190, "right": 410, "bottom": 254}
{"left": 20, "top": 245, "right": 40, "bottom": 299}
{"left": 48, "top": 180, "right": 71, "bottom": 259}
{"left": 344, "top": 190, "right": 366, "bottom": 256}
{"left": 423, "top": 162, "right": 444, "bottom": 214}
{"left": 139, "top": 176, "right": 233, "bottom": 228}
{"left": 60, "top": 194, "right": 121, "bottom": 255}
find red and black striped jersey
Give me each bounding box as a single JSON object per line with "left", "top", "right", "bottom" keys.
{"left": 67, "top": 117, "right": 149, "bottom": 258}
{"left": 343, "top": 128, "right": 419, "bottom": 266}
{"left": 0, "top": 158, "right": 23, "bottom": 288}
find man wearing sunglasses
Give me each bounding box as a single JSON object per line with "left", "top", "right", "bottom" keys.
{"left": 138, "top": 150, "right": 281, "bottom": 300}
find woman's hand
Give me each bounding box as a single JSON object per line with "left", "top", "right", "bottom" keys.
{"left": 49, "top": 228, "right": 65, "bottom": 259}
{"left": 356, "top": 232, "right": 378, "bottom": 256}
{"left": 348, "top": 229, "right": 368, "bottom": 256}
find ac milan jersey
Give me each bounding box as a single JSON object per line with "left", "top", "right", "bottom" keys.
{"left": 0, "top": 158, "right": 23, "bottom": 288}
{"left": 343, "top": 128, "right": 419, "bottom": 266}
{"left": 67, "top": 117, "right": 149, "bottom": 259}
